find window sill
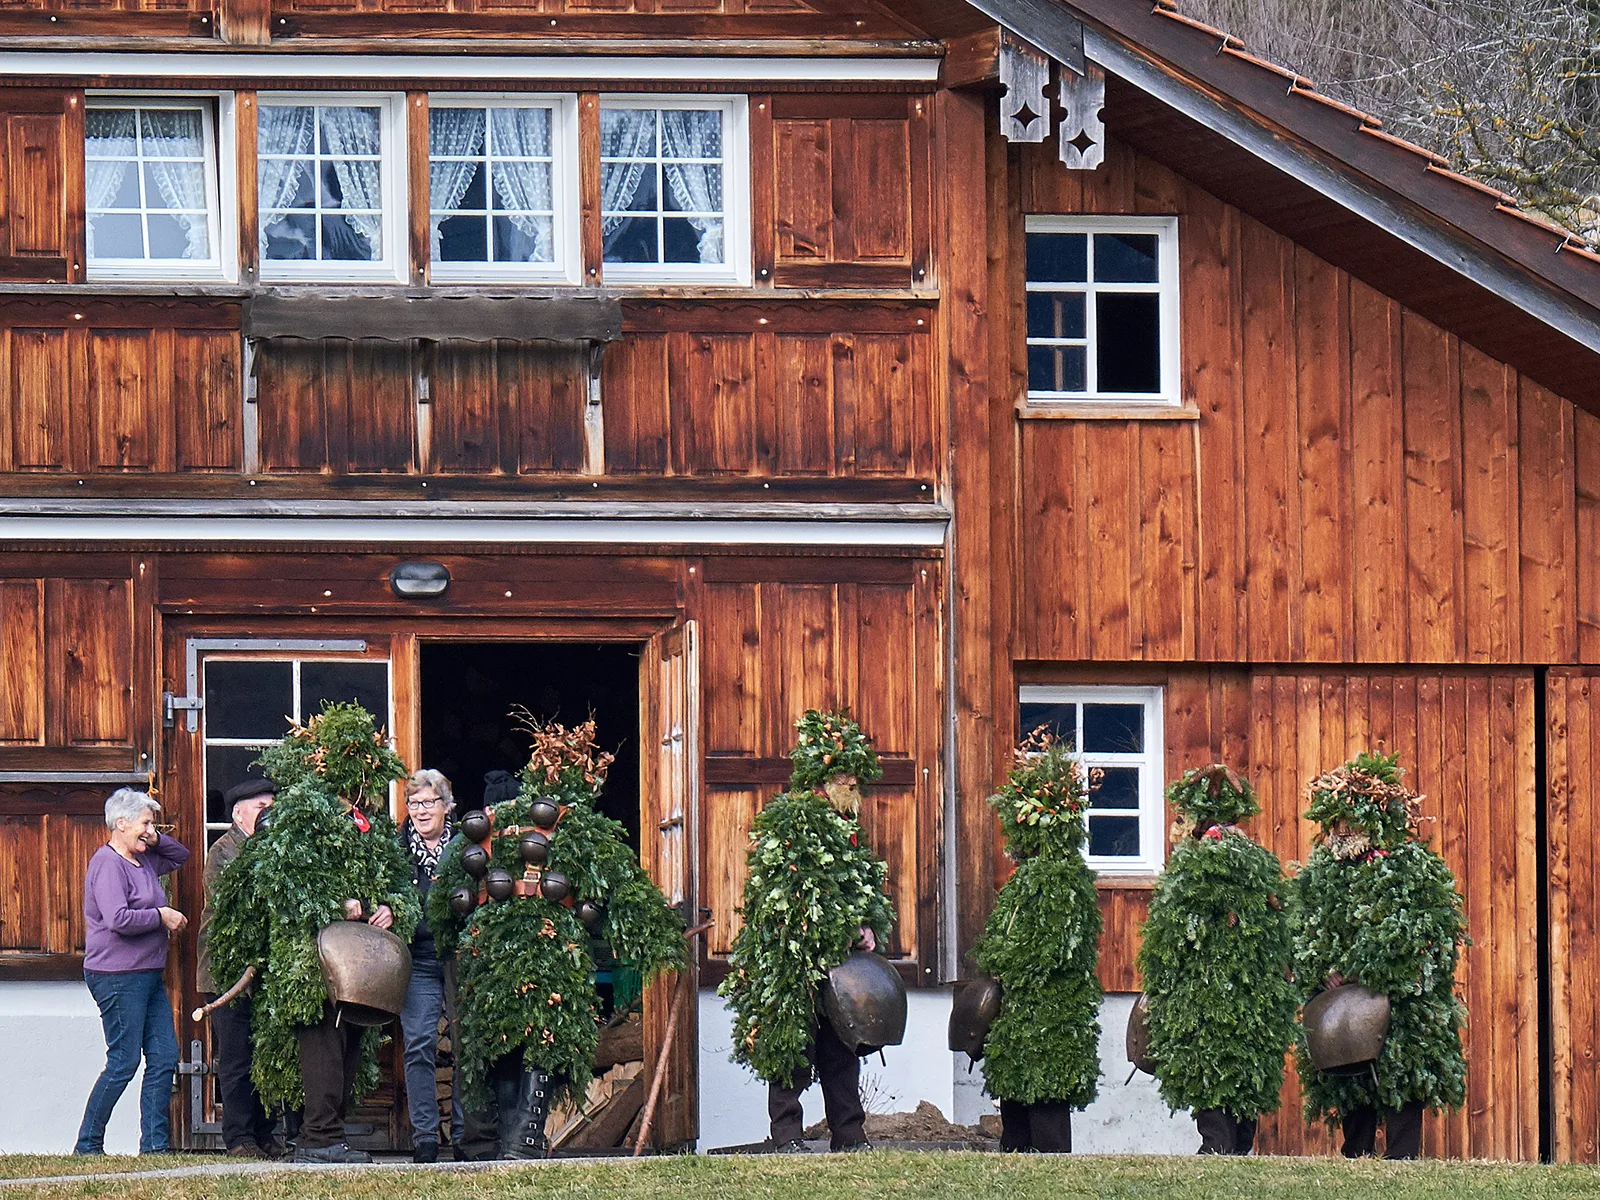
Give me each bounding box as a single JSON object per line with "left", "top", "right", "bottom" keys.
{"left": 1017, "top": 401, "right": 1199, "bottom": 421}
{"left": 1094, "top": 875, "right": 1159, "bottom": 891}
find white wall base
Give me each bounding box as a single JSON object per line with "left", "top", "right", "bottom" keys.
{"left": 697, "top": 988, "right": 1200, "bottom": 1154}
{"left": 0, "top": 981, "right": 148, "bottom": 1155}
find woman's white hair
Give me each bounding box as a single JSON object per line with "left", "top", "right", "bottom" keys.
{"left": 104, "top": 788, "right": 160, "bottom": 830}
{"left": 406, "top": 768, "right": 455, "bottom": 810}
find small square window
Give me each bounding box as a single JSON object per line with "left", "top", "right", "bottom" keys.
{"left": 258, "top": 95, "right": 405, "bottom": 282}
{"left": 1018, "top": 685, "right": 1166, "bottom": 875}
{"left": 598, "top": 98, "right": 749, "bottom": 284}
{"left": 428, "top": 99, "right": 577, "bottom": 283}
{"left": 86, "top": 100, "right": 225, "bottom": 279}
{"left": 1024, "top": 217, "right": 1179, "bottom": 404}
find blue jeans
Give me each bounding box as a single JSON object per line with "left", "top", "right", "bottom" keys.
{"left": 77, "top": 970, "right": 179, "bottom": 1154}
{"left": 399, "top": 957, "right": 463, "bottom": 1144}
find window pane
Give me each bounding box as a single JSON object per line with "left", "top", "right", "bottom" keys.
{"left": 1096, "top": 292, "right": 1162, "bottom": 394}
{"left": 430, "top": 160, "right": 484, "bottom": 213}
{"left": 88, "top": 212, "right": 143, "bottom": 259}
{"left": 438, "top": 214, "right": 489, "bottom": 262}
{"left": 1018, "top": 702, "right": 1076, "bottom": 750}
{"left": 663, "top": 216, "right": 721, "bottom": 264}
{"left": 1026, "top": 292, "right": 1085, "bottom": 340}
{"left": 320, "top": 159, "right": 380, "bottom": 210}
{"left": 1026, "top": 232, "right": 1087, "bottom": 283}
{"left": 1082, "top": 702, "right": 1144, "bottom": 753}
{"left": 146, "top": 213, "right": 203, "bottom": 259}
{"left": 490, "top": 162, "right": 551, "bottom": 213}
{"left": 263, "top": 212, "right": 316, "bottom": 259}
{"left": 430, "top": 106, "right": 485, "bottom": 157}
{"left": 143, "top": 162, "right": 207, "bottom": 212}
{"left": 321, "top": 214, "right": 378, "bottom": 261}
{"left": 300, "top": 661, "right": 390, "bottom": 726}
{"left": 1095, "top": 232, "right": 1159, "bottom": 283}
{"left": 1089, "top": 814, "right": 1141, "bottom": 857}
{"left": 139, "top": 109, "right": 205, "bottom": 157}
{"left": 259, "top": 106, "right": 315, "bottom": 155}
{"left": 1090, "top": 766, "right": 1141, "bottom": 810}
{"left": 317, "top": 106, "right": 381, "bottom": 157}
{"left": 86, "top": 109, "right": 137, "bottom": 157}
{"left": 603, "top": 165, "right": 657, "bottom": 213}
{"left": 601, "top": 108, "right": 657, "bottom": 157}
{"left": 493, "top": 215, "right": 552, "bottom": 264}
{"left": 662, "top": 108, "right": 721, "bottom": 158}
{"left": 604, "top": 215, "right": 658, "bottom": 264}
{"left": 1028, "top": 344, "right": 1085, "bottom": 393}
{"left": 205, "top": 660, "right": 294, "bottom": 740}
{"left": 206, "top": 744, "right": 274, "bottom": 826}
{"left": 490, "top": 107, "right": 551, "bottom": 158}
{"left": 89, "top": 161, "right": 140, "bottom": 211}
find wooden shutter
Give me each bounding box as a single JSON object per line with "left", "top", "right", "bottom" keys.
{"left": 0, "top": 88, "right": 81, "bottom": 283}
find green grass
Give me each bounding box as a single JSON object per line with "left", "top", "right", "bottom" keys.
{"left": 7, "top": 1152, "right": 1600, "bottom": 1199}
{"left": 0, "top": 1155, "right": 212, "bottom": 1180}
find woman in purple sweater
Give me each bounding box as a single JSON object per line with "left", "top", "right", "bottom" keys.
{"left": 75, "top": 788, "right": 190, "bottom": 1156}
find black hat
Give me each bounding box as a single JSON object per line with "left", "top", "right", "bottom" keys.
{"left": 482, "top": 770, "right": 520, "bottom": 807}
{"left": 224, "top": 778, "right": 277, "bottom": 807}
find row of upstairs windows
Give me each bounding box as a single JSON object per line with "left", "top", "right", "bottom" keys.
{"left": 85, "top": 92, "right": 750, "bottom": 286}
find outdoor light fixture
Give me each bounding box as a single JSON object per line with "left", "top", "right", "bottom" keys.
{"left": 389, "top": 560, "right": 451, "bottom": 599}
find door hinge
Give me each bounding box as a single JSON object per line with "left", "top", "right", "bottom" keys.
{"left": 163, "top": 691, "right": 204, "bottom": 729}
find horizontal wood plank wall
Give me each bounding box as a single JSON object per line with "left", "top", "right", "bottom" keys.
{"left": 1548, "top": 668, "right": 1600, "bottom": 1162}
{"left": 1012, "top": 136, "right": 1594, "bottom": 666}
{"left": 1242, "top": 669, "right": 1538, "bottom": 1161}
{"left": 694, "top": 561, "right": 941, "bottom": 981}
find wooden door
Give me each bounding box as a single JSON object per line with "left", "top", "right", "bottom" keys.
{"left": 637, "top": 621, "right": 699, "bottom": 1149}
{"left": 163, "top": 629, "right": 400, "bottom": 1150}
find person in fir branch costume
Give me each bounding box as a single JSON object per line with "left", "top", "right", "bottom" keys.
{"left": 427, "top": 715, "right": 684, "bottom": 1159}
{"left": 1137, "top": 765, "right": 1297, "bottom": 1155}
{"left": 973, "top": 731, "right": 1102, "bottom": 1154}
{"left": 1294, "top": 751, "right": 1468, "bottom": 1159}
{"left": 719, "top": 710, "right": 895, "bottom": 1154}
{"left": 207, "top": 702, "right": 420, "bottom": 1164}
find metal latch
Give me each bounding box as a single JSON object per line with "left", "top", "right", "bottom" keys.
{"left": 180, "top": 1039, "right": 223, "bottom": 1138}
{"left": 163, "top": 692, "right": 204, "bottom": 729}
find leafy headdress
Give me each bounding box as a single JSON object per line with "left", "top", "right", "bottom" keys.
{"left": 990, "top": 730, "right": 1091, "bottom": 860}
{"left": 1304, "top": 751, "right": 1422, "bottom": 851}
{"left": 1166, "top": 763, "right": 1260, "bottom": 840}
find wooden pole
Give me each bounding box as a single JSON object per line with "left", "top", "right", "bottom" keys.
{"left": 633, "top": 921, "right": 712, "bottom": 1155}
{"left": 191, "top": 964, "right": 257, "bottom": 1021}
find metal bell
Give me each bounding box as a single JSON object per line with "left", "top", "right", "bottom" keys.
{"left": 529, "top": 800, "right": 560, "bottom": 830}
{"left": 461, "top": 844, "right": 490, "bottom": 879}
{"left": 460, "top": 810, "right": 491, "bottom": 842}
{"left": 539, "top": 871, "right": 571, "bottom": 903}
{"left": 484, "top": 868, "right": 516, "bottom": 901}
{"left": 252, "top": 805, "right": 277, "bottom": 836}
{"left": 1125, "top": 992, "right": 1157, "bottom": 1076}
{"left": 577, "top": 899, "right": 605, "bottom": 930}
{"left": 821, "top": 951, "right": 907, "bottom": 1056}
{"left": 448, "top": 886, "right": 477, "bottom": 917}
{"left": 948, "top": 975, "right": 1002, "bottom": 1060}
{"left": 519, "top": 831, "right": 550, "bottom": 866}
{"left": 1304, "top": 984, "right": 1391, "bottom": 1075}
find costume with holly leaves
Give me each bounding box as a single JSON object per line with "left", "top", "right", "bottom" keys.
{"left": 1138, "top": 765, "right": 1297, "bottom": 1153}
{"left": 207, "top": 702, "right": 419, "bottom": 1107}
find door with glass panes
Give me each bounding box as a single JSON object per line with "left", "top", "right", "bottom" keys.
{"left": 167, "top": 636, "right": 399, "bottom": 1150}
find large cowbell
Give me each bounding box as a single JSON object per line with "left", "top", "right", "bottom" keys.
{"left": 821, "top": 950, "right": 908, "bottom": 1056}
{"left": 317, "top": 920, "right": 413, "bottom": 1027}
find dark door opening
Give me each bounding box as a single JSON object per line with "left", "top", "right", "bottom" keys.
{"left": 419, "top": 641, "right": 643, "bottom": 852}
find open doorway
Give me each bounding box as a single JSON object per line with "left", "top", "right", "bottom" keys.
{"left": 419, "top": 642, "right": 643, "bottom": 851}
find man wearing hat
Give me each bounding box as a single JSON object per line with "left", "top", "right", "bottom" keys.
{"left": 196, "top": 778, "right": 280, "bottom": 1159}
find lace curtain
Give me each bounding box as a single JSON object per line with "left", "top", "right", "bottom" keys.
{"left": 258, "top": 105, "right": 315, "bottom": 256}
{"left": 139, "top": 109, "right": 210, "bottom": 260}
{"left": 318, "top": 107, "right": 384, "bottom": 259}
{"left": 85, "top": 110, "right": 135, "bottom": 258}
{"left": 488, "top": 108, "right": 553, "bottom": 262}
{"left": 660, "top": 110, "right": 723, "bottom": 264}
{"left": 428, "top": 107, "right": 485, "bottom": 258}
{"left": 600, "top": 108, "right": 657, "bottom": 255}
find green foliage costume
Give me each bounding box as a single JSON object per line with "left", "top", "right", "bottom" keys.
{"left": 718, "top": 711, "right": 895, "bottom": 1088}
{"left": 1293, "top": 752, "right": 1468, "bottom": 1132}
{"left": 426, "top": 718, "right": 684, "bottom": 1107}
{"left": 1137, "top": 765, "right": 1297, "bottom": 1150}
{"left": 974, "top": 737, "right": 1102, "bottom": 1118}
{"left": 208, "top": 703, "right": 419, "bottom": 1106}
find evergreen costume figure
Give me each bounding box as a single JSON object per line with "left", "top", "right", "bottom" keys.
{"left": 973, "top": 734, "right": 1102, "bottom": 1153}
{"left": 1293, "top": 752, "right": 1468, "bottom": 1159}
{"left": 719, "top": 711, "right": 895, "bottom": 1153}
{"left": 1137, "top": 765, "right": 1297, "bottom": 1155}
{"left": 208, "top": 702, "right": 420, "bottom": 1164}
{"left": 427, "top": 717, "right": 684, "bottom": 1158}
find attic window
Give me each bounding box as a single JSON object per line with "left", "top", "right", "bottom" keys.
{"left": 1024, "top": 216, "right": 1179, "bottom": 404}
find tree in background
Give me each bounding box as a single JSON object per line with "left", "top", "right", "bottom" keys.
{"left": 1179, "top": 0, "right": 1600, "bottom": 247}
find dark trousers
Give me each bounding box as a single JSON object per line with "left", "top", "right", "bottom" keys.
{"left": 767, "top": 1021, "right": 866, "bottom": 1150}
{"left": 998, "top": 1100, "right": 1073, "bottom": 1153}
{"left": 205, "top": 992, "right": 276, "bottom": 1151}
{"left": 1342, "top": 1100, "right": 1425, "bottom": 1159}
{"left": 1195, "top": 1108, "right": 1256, "bottom": 1155}
{"left": 296, "top": 1004, "right": 363, "bottom": 1149}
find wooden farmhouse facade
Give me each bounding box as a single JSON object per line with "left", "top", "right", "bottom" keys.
{"left": 1, "top": 0, "right": 1599, "bottom": 1162}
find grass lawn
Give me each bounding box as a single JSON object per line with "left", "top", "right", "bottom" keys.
{"left": 6, "top": 1152, "right": 1600, "bottom": 1198}
{"left": 0, "top": 1156, "right": 213, "bottom": 1181}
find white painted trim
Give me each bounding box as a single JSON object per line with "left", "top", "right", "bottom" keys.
{"left": 0, "top": 53, "right": 940, "bottom": 84}
{"left": 0, "top": 516, "right": 945, "bottom": 546}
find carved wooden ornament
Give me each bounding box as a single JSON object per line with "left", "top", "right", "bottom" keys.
{"left": 999, "top": 28, "right": 1050, "bottom": 143}
{"left": 1058, "top": 62, "right": 1106, "bottom": 170}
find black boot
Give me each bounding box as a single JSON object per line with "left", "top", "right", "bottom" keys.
{"left": 503, "top": 1070, "right": 552, "bottom": 1160}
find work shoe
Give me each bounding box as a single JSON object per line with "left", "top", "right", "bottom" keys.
{"left": 227, "top": 1142, "right": 265, "bottom": 1159}
{"left": 292, "top": 1142, "right": 373, "bottom": 1164}
{"left": 835, "top": 1140, "right": 875, "bottom": 1153}
{"left": 772, "top": 1139, "right": 808, "bottom": 1154}
{"left": 412, "top": 1138, "right": 439, "bottom": 1164}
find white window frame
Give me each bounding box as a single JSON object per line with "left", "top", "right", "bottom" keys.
{"left": 85, "top": 92, "right": 236, "bottom": 283}
{"left": 1023, "top": 215, "right": 1180, "bottom": 405}
{"left": 426, "top": 94, "right": 580, "bottom": 285}
{"left": 597, "top": 94, "right": 750, "bottom": 287}
{"left": 1018, "top": 684, "right": 1166, "bottom": 876}
{"left": 256, "top": 91, "right": 408, "bottom": 284}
